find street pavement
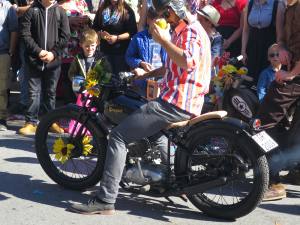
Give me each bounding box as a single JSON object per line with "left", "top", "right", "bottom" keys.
{"left": 0, "top": 90, "right": 299, "bottom": 225}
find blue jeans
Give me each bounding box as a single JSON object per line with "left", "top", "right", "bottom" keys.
{"left": 18, "top": 41, "right": 29, "bottom": 106}
{"left": 25, "top": 66, "right": 61, "bottom": 124}
{"left": 96, "top": 99, "right": 192, "bottom": 203}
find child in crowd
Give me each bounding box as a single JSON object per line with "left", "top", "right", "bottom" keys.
{"left": 257, "top": 44, "right": 282, "bottom": 101}
{"left": 125, "top": 7, "right": 166, "bottom": 96}
{"left": 18, "top": 0, "right": 70, "bottom": 135}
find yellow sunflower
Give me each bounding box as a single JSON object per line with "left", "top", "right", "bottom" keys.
{"left": 82, "top": 135, "right": 93, "bottom": 156}
{"left": 53, "top": 138, "right": 75, "bottom": 164}
{"left": 85, "top": 79, "right": 100, "bottom": 97}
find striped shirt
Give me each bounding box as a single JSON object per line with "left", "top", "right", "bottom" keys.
{"left": 160, "top": 19, "right": 211, "bottom": 116}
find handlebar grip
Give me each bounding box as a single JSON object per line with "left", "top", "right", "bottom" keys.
{"left": 242, "top": 75, "right": 253, "bottom": 82}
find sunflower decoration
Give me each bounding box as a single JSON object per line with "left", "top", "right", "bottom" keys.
{"left": 84, "top": 58, "right": 113, "bottom": 97}
{"left": 53, "top": 138, "right": 75, "bottom": 164}
{"left": 82, "top": 135, "right": 93, "bottom": 156}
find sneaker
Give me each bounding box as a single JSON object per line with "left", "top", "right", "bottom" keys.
{"left": 49, "top": 123, "right": 64, "bottom": 134}
{"left": 19, "top": 123, "right": 37, "bottom": 135}
{"left": 0, "top": 119, "right": 7, "bottom": 131}
{"left": 281, "top": 170, "right": 300, "bottom": 185}
{"left": 263, "top": 183, "right": 286, "bottom": 202}
{"left": 69, "top": 197, "right": 115, "bottom": 215}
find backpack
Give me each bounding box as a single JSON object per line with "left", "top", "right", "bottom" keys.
{"left": 247, "top": 0, "right": 278, "bottom": 27}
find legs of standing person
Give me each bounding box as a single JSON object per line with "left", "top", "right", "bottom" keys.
{"left": 60, "top": 63, "right": 76, "bottom": 105}
{"left": 0, "top": 54, "right": 11, "bottom": 130}
{"left": 18, "top": 41, "right": 29, "bottom": 110}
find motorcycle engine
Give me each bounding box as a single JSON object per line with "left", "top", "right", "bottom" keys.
{"left": 123, "top": 140, "right": 167, "bottom": 186}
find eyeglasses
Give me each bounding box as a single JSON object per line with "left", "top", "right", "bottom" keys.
{"left": 269, "top": 53, "right": 279, "bottom": 58}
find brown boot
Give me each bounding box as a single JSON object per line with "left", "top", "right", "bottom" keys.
{"left": 19, "top": 123, "right": 37, "bottom": 135}
{"left": 263, "top": 183, "right": 286, "bottom": 202}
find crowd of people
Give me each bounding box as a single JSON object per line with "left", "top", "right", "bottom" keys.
{"left": 0, "top": 0, "right": 300, "bottom": 214}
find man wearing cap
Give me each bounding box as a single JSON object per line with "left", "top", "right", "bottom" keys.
{"left": 197, "top": 5, "right": 223, "bottom": 76}
{"left": 69, "top": 0, "right": 211, "bottom": 215}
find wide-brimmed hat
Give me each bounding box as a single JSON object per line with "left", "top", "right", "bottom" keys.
{"left": 197, "top": 5, "right": 220, "bottom": 27}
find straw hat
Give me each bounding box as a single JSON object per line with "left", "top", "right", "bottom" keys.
{"left": 197, "top": 5, "right": 220, "bottom": 27}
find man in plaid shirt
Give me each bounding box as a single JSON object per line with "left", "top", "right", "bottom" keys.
{"left": 70, "top": 0, "right": 211, "bottom": 215}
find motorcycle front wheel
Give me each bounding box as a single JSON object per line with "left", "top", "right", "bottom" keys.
{"left": 175, "top": 122, "right": 269, "bottom": 219}
{"left": 35, "top": 106, "right": 107, "bottom": 191}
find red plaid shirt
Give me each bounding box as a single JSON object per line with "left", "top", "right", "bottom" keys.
{"left": 160, "top": 20, "right": 211, "bottom": 116}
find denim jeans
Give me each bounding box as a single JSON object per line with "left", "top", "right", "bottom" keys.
{"left": 18, "top": 41, "right": 29, "bottom": 106}
{"left": 96, "top": 99, "right": 192, "bottom": 204}
{"left": 0, "top": 53, "right": 10, "bottom": 120}
{"left": 26, "top": 66, "right": 61, "bottom": 124}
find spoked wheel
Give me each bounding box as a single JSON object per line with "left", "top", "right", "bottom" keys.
{"left": 35, "top": 107, "right": 107, "bottom": 191}
{"left": 175, "top": 123, "right": 269, "bottom": 219}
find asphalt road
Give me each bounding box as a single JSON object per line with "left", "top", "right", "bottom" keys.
{"left": 0, "top": 119, "right": 299, "bottom": 225}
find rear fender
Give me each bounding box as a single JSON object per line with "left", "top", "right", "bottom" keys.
{"left": 187, "top": 117, "right": 267, "bottom": 156}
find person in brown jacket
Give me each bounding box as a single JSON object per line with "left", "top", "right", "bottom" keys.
{"left": 257, "top": 0, "right": 300, "bottom": 201}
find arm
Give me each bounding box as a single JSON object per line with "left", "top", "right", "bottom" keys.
{"left": 8, "top": 7, "right": 18, "bottom": 56}
{"left": 137, "top": 0, "right": 148, "bottom": 31}
{"left": 136, "top": 66, "right": 166, "bottom": 80}
{"left": 224, "top": 9, "right": 244, "bottom": 50}
{"left": 241, "top": 5, "right": 249, "bottom": 63}
{"left": 275, "top": 0, "right": 285, "bottom": 45}
{"left": 20, "top": 9, "right": 43, "bottom": 56}
{"left": 51, "top": 9, "right": 71, "bottom": 59}
{"left": 125, "top": 35, "right": 142, "bottom": 68}
{"left": 256, "top": 71, "right": 267, "bottom": 101}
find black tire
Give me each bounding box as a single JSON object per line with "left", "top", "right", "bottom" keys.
{"left": 35, "top": 107, "right": 106, "bottom": 191}
{"left": 223, "top": 88, "right": 259, "bottom": 122}
{"left": 175, "top": 122, "right": 269, "bottom": 219}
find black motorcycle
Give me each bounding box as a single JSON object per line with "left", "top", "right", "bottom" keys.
{"left": 35, "top": 72, "right": 273, "bottom": 219}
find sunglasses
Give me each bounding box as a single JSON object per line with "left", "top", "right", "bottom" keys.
{"left": 162, "top": 8, "right": 171, "bottom": 19}
{"left": 269, "top": 53, "right": 279, "bottom": 58}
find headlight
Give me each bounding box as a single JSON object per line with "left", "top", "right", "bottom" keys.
{"left": 72, "top": 76, "right": 85, "bottom": 93}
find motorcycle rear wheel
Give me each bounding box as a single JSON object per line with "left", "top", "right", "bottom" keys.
{"left": 35, "top": 107, "right": 106, "bottom": 191}
{"left": 175, "top": 123, "right": 269, "bottom": 219}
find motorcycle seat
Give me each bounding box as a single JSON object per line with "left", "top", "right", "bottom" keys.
{"left": 167, "top": 111, "right": 228, "bottom": 129}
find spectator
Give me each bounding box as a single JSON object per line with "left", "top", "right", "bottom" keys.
{"left": 212, "top": 0, "right": 247, "bottom": 57}
{"left": 57, "top": 0, "right": 91, "bottom": 104}
{"left": 257, "top": 44, "right": 281, "bottom": 101}
{"left": 0, "top": 0, "right": 18, "bottom": 131}
{"left": 18, "top": 0, "right": 70, "bottom": 135}
{"left": 9, "top": 0, "right": 33, "bottom": 116}
{"left": 242, "top": 0, "right": 285, "bottom": 83}
{"left": 92, "top": 0, "right": 137, "bottom": 75}
{"left": 137, "top": 0, "right": 151, "bottom": 31}
{"left": 197, "top": 4, "right": 223, "bottom": 77}
{"left": 257, "top": 0, "right": 300, "bottom": 201}
{"left": 125, "top": 7, "right": 167, "bottom": 96}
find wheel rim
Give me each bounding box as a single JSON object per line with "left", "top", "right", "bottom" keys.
{"left": 188, "top": 134, "right": 258, "bottom": 207}
{"left": 43, "top": 116, "right": 101, "bottom": 182}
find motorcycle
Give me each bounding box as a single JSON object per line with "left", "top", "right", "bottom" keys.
{"left": 35, "top": 71, "right": 274, "bottom": 219}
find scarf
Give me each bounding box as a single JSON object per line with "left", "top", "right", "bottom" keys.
{"left": 102, "top": 7, "right": 122, "bottom": 25}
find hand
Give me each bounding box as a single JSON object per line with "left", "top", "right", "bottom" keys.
{"left": 279, "top": 48, "right": 291, "bottom": 70}
{"left": 275, "top": 70, "right": 294, "bottom": 84}
{"left": 107, "top": 35, "right": 118, "bottom": 45}
{"left": 40, "top": 51, "right": 55, "bottom": 63}
{"left": 100, "top": 30, "right": 110, "bottom": 40}
{"left": 149, "top": 22, "right": 168, "bottom": 45}
{"left": 241, "top": 52, "right": 247, "bottom": 65}
{"left": 39, "top": 50, "right": 48, "bottom": 59}
{"left": 140, "top": 61, "right": 153, "bottom": 72}
{"left": 223, "top": 39, "right": 231, "bottom": 50}
{"left": 132, "top": 68, "right": 147, "bottom": 78}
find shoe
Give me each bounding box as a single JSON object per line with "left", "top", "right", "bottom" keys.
{"left": 281, "top": 170, "right": 300, "bottom": 185}
{"left": 263, "top": 183, "right": 286, "bottom": 202}
{"left": 49, "top": 123, "right": 64, "bottom": 134}
{"left": 19, "top": 123, "right": 37, "bottom": 135}
{"left": 69, "top": 197, "right": 115, "bottom": 215}
{"left": 0, "top": 119, "right": 7, "bottom": 131}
